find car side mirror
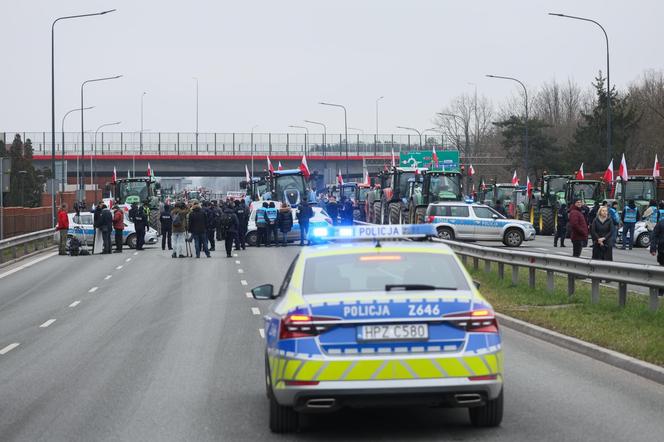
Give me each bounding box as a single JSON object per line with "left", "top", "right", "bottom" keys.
{"left": 492, "top": 214, "right": 498, "bottom": 219}
{"left": 252, "top": 284, "right": 275, "bottom": 300}
{"left": 473, "top": 280, "right": 481, "bottom": 290}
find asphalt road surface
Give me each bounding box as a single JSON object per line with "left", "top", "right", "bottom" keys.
{"left": 1, "top": 244, "right": 663, "bottom": 441}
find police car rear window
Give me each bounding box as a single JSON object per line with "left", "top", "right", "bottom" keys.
{"left": 427, "top": 206, "right": 469, "bottom": 217}
{"left": 302, "top": 253, "right": 470, "bottom": 295}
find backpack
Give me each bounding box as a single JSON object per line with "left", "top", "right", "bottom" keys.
{"left": 220, "top": 212, "right": 233, "bottom": 231}
{"left": 172, "top": 212, "right": 182, "bottom": 228}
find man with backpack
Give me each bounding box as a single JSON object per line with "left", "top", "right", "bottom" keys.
{"left": 220, "top": 203, "right": 240, "bottom": 257}
{"left": 296, "top": 198, "right": 314, "bottom": 246}
{"left": 234, "top": 199, "right": 248, "bottom": 250}
{"left": 265, "top": 201, "right": 279, "bottom": 246}
{"left": 129, "top": 202, "right": 147, "bottom": 251}
{"left": 160, "top": 203, "right": 173, "bottom": 251}
{"left": 255, "top": 202, "right": 268, "bottom": 247}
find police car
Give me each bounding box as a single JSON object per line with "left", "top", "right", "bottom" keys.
{"left": 245, "top": 205, "right": 333, "bottom": 246}
{"left": 67, "top": 212, "right": 158, "bottom": 249}
{"left": 617, "top": 221, "right": 651, "bottom": 248}
{"left": 252, "top": 224, "right": 503, "bottom": 433}
{"left": 426, "top": 201, "right": 536, "bottom": 247}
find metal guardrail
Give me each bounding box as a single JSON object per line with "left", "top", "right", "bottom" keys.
{"left": 0, "top": 228, "right": 55, "bottom": 264}
{"left": 436, "top": 239, "right": 664, "bottom": 311}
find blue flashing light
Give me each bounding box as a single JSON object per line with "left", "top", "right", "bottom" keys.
{"left": 338, "top": 227, "right": 353, "bottom": 237}
{"left": 312, "top": 227, "right": 329, "bottom": 238}
{"left": 308, "top": 224, "right": 436, "bottom": 241}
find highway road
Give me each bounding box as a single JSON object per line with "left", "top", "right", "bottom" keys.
{"left": 1, "top": 244, "right": 663, "bottom": 441}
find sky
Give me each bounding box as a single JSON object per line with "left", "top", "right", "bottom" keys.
{"left": 2, "top": 0, "right": 663, "bottom": 135}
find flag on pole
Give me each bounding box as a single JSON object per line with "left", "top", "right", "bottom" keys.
{"left": 432, "top": 146, "right": 439, "bottom": 168}
{"left": 245, "top": 164, "right": 251, "bottom": 182}
{"left": 654, "top": 154, "right": 660, "bottom": 178}
{"left": 112, "top": 167, "right": 117, "bottom": 183}
{"left": 526, "top": 176, "right": 533, "bottom": 198}
{"left": 575, "top": 163, "right": 584, "bottom": 180}
{"left": 480, "top": 178, "right": 487, "bottom": 191}
{"left": 468, "top": 164, "right": 475, "bottom": 177}
{"left": 337, "top": 169, "right": 344, "bottom": 186}
{"left": 511, "top": 170, "right": 519, "bottom": 185}
{"left": 267, "top": 156, "right": 274, "bottom": 173}
{"left": 299, "top": 155, "right": 310, "bottom": 178}
{"left": 363, "top": 168, "right": 370, "bottom": 185}
{"left": 602, "top": 159, "right": 614, "bottom": 183}
{"left": 618, "top": 153, "right": 629, "bottom": 181}
{"left": 278, "top": 161, "right": 283, "bottom": 171}
{"left": 147, "top": 162, "right": 152, "bottom": 177}
{"left": 391, "top": 149, "right": 396, "bottom": 167}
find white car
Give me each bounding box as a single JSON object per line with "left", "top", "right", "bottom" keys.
{"left": 67, "top": 212, "right": 158, "bottom": 249}
{"left": 245, "top": 205, "right": 333, "bottom": 246}
{"left": 617, "top": 221, "right": 650, "bottom": 248}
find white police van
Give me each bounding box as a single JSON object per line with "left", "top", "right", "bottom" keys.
{"left": 426, "top": 202, "right": 536, "bottom": 247}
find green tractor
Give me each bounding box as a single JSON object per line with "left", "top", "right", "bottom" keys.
{"left": 614, "top": 176, "right": 658, "bottom": 217}
{"left": 408, "top": 170, "right": 463, "bottom": 223}
{"left": 383, "top": 167, "right": 420, "bottom": 225}
{"left": 535, "top": 175, "right": 571, "bottom": 235}
{"left": 478, "top": 183, "right": 518, "bottom": 210}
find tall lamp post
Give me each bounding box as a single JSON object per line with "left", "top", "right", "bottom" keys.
{"left": 51, "top": 8, "right": 116, "bottom": 224}
{"left": 61, "top": 106, "right": 94, "bottom": 198}
{"left": 304, "top": 120, "right": 327, "bottom": 155}
{"left": 140, "top": 91, "right": 147, "bottom": 154}
{"left": 375, "top": 96, "right": 384, "bottom": 134}
{"left": 93, "top": 121, "right": 121, "bottom": 200}
{"left": 397, "top": 125, "right": 423, "bottom": 148}
{"left": 319, "top": 102, "right": 349, "bottom": 174}
{"left": 289, "top": 125, "right": 310, "bottom": 156}
{"left": 250, "top": 125, "right": 259, "bottom": 177}
{"left": 193, "top": 77, "right": 199, "bottom": 154}
{"left": 548, "top": 13, "right": 611, "bottom": 162}
{"left": 486, "top": 74, "right": 529, "bottom": 175}
{"left": 80, "top": 75, "right": 122, "bottom": 201}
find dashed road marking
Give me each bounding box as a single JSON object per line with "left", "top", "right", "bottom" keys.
{"left": 125, "top": 258, "right": 131, "bottom": 262}
{"left": 535, "top": 247, "right": 548, "bottom": 251}
{"left": 245, "top": 292, "right": 252, "bottom": 298}
{"left": 233, "top": 253, "right": 238, "bottom": 257}
{"left": 240, "top": 280, "right": 248, "bottom": 286}
{"left": 40, "top": 319, "right": 57, "bottom": 328}
{"left": 0, "top": 252, "right": 58, "bottom": 280}
{"left": 116, "top": 265, "right": 123, "bottom": 270}
{"left": 0, "top": 343, "right": 20, "bottom": 355}
{"left": 238, "top": 268, "right": 244, "bottom": 274}
{"left": 251, "top": 307, "right": 260, "bottom": 315}
{"left": 69, "top": 301, "right": 81, "bottom": 308}
{"left": 104, "top": 275, "right": 112, "bottom": 280}
{"left": 134, "top": 252, "right": 138, "bottom": 256}
{"left": 259, "top": 329, "right": 265, "bottom": 339}
{"left": 235, "top": 260, "right": 241, "bottom": 264}
{"left": 89, "top": 287, "right": 98, "bottom": 293}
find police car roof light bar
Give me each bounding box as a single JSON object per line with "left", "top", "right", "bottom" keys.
{"left": 309, "top": 224, "right": 437, "bottom": 242}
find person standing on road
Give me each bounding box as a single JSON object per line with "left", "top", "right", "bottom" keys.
{"left": 234, "top": 199, "right": 248, "bottom": 250}
{"left": 129, "top": 202, "right": 147, "bottom": 251}
{"left": 621, "top": 199, "right": 638, "bottom": 250}
{"left": 171, "top": 201, "right": 188, "bottom": 258}
{"left": 494, "top": 200, "right": 507, "bottom": 217}
{"left": 609, "top": 201, "right": 620, "bottom": 247}
{"left": 188, "top": 201, "right": 210, "bottom": 258}
{"left": 256, "top": 202, "right": 268, "bottom": 247}
{"left": 643, "top": 199, "right": 659, "bottom": 237}
{"left": 590, "top": 206, "right": 614, "bottom": 261}
{"left": 99, "top": 204, "right": 113, "bottom": 254}
{"left": 266, "top": 201, "right": 279, "bottom": 246}
{"left": 221, "top": 203, "right": 240, "bottom": 257}
{"left": 112, "top": 204, "right": 124, "bottom": 253}
{"left": 160, "top": 203, "right": 173, "bottom": 251}
{"left": 202, "top": 201, "right": 217, "bottom": 251}
{"left": 649, "top": 211, "right": 664, "bottom": 296}
{"left": 296, "top": 198, "right": 313, "bottom": 246}
{"left": 92, "top": 202, "right": 104, "bottom": 254}
{"left": 56, "top": 203, "right": 69, "bottom": 255}
{"left": 568, "top": 199, "right": 588, "bottom": 258}
{"left": 326, "top": 196, "right": 340, "bottom": 225}
{"left": 277, "top": 202, "right": 293, "bottom": 246}
{"left": 554, "top": 203, "right": 568, "bottom": 247}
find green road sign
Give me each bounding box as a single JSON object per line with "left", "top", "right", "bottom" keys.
{"left": 399, "top": 150, "right": 460, "bottom": 171}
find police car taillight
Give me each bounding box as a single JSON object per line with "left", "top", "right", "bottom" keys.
{"left": 444, "top": 309, "right": 499, "bottom": 333}
{"left": 279, "top": 315, "right": 339, "bottom": 339}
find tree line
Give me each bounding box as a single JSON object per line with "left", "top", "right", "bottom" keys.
{"left": 0, "top": 134, "right": 50, "bottom": 207}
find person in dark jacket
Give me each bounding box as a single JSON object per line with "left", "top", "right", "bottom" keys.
{"left": 588, "top": 202, "right": 599, "bottom": 227}
{"left": 554, "top": 203, "right": 568, "bottom": 247}
{"left": 494, "top": 200, "right": 507, "bottom": 217}
{"left": 590, "top": 206, "right": 614, "bottom": 261}
{"left": 341, "top": 198, "right": 354, "bottom": 225}
{"left": 99, "top": 204, "right": 113, "bottom": 254}
{"left": 568, "top": 199, "right": 589, "bottom": 258}
{"left": 160, "top": 204, "right": 173, "bottom": 251}
{"left": 188, "top": 202, "right": 210, "bottom": 258}
{"left": 221, "top": 203, "right": 239, "bottom": 257}
{"left": 297, "top": 199, "right": 314, "bottom": 246}
{"left": 326, "top": 196, "right": 339, "bottom": 225}
{"left": 234, "top": 200, "right": 248, "bottom": 250}
{"left": 112, "top": 204, "right": 124, "bottom": 253}
{"left": 649, "top": 212, "right": 664, "bottom": 296}
{"left": 277, "top": 202, "right": 293, "bottom": 246}
{"left": 129, "top": 202, "right": 148, "bottom": 250}
{"left": 203, "top": 201, "right": 217, "bottom": 251}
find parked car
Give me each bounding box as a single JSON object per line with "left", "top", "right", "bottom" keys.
{"left": 617, "top": 221, "right": 650, "bottom": 248}
{"left": 67, "top": 212, "right": 158, "bottom": 249}
{"left": 425, "top": 202, "right": 536, "bottom": 247}
{"left": 245, "top": 205, "right": 333, "bottom": 246}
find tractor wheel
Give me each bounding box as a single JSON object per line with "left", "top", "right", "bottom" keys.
{"left": 529, "top": 205, "right": 541, "bottom": 234}
{"left": 539, "top": 207, "right": 555, "bottom": 236}
{"left": 414, "top": 207, "right": 427, "bottom": 224}
{"left": 407, "top": 201, "right": 417, "bottom": 224}
{"left": 389, "top": 203, "right": 402, "bottom": 224}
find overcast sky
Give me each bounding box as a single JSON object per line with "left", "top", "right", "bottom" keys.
{"left": 2, "top": 0, "right": 663, "bottom": 135}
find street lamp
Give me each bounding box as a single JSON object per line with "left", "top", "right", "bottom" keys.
{"left": 548, "top": 13, "right": 611, "bottom": 162}
{"left": 375, "top": 96, "right": 384, "bottom": 134}
{"left": 140, "top": 91, "right": 147, "bottom": 154}
{"left": 250, "top": 125, "right": 259, "bottom": 177}
{"left": 304, "top": 120, "right": 327, "bottom": 155}
{"left": 289, "top": 125, "right": 310, "bottom": 156}
{"left": 486, "top": 74, "right": 529, "bottom": 174}
{"left": 396, "top": 125, "right": 423, "bottom": 148}
{"left": 193, "top": 77, "right": 199, "bottom": 154}
{"left": 93, "top": 121, "right": 121, "bottom": 200}
{"left": 61, "top": 106, "right": 94, "bottom": 198}
{"left": 50, "top": 8, "right": 116, "bottom": 225}
{"left": 319, "top": 102, "right": 349, "bottom": 174}
{"left": 80, "top": 75, "right": 122, "bottom": 201}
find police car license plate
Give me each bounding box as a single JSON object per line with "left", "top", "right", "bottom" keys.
{"left": 358, "top": 324, "right": 428, "bottom": 341}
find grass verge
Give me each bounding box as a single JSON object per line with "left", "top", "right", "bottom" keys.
{"left": 467, "top": 263, "right": 664, "bottom": 367}
{"left": 1, "top": 238, "right": 55, "bottom": 264}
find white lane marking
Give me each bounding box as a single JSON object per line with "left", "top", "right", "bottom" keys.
{"left": 0, "top": 343, "right": 20, "bottom": 355}
{"left": 235, "top": 260, "right": 241, "bottom": 264}
{"left": 116, "top": 265, "right": 123, "bottom": 270}
{"left": 245, "top": 292, "right": 252, "bottom": 298}
{"left": 238, "top": 268, "right": 244, "bottom": 274}
{"left": 0, "top": 252, "right": 58, "bottom": 280}
{"left": 251, "top": 307, "right": 260, "bottom": 315}
{"left": 125, "top": 258, "right": 131, "bottom": 262}
{"left": 88, "top": 286, "right": 98, "bottom": 293}
{"left": 535, "top": 247, "right": 548, "bottom": 251}
{"left": 69, "top": 300, "right": 81, "bottom": 308}
{"left": 240, "top": 280, "right": 248, "bottom": 286}
{"left": 40, "top": 319, "right": 57, "bottom": 328}
{"left": 133, "top": 252, "right": 138, "bottom": 256}
{"left": 233, "top": 253, "right": 238, "bottom": 257}
{"left": 104, "top": 275, "right": 112, "bottom": 280}
{"left": 259, "top": 329, "right": 265, "bottom": 339}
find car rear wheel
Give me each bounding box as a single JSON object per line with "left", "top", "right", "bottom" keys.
{"left": 503, "top": 228, "right": 524, "bottom": 247}
{"left": 637, "top": 232, "right": 650, "bottom": 248}
{"left": 437, "top": 227, "right": 454, "bottom": 241}
{"left": 269, "top": 394, "right": 299, "bottom": 433}
{"left": 469, "top": 389, "right": 503, "bottom": 427}
{"left": 126, "top": 234, "right": 137, "bottom": 249}
{"left": 246, "top": 231, "right": 258, "bottom": 247}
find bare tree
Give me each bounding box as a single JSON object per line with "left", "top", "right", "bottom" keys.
{"left": 433, "top": 93, "right": 494, "bottom": 158}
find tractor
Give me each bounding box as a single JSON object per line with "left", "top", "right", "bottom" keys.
{"left": 535, "top": 175, "right": 571, "bottom": 235}
{"left": 408, "top": 170, "right": 463, "bottom": 223}
{"left": 370, "top": 167, "right": 420, "bottom": 225}
{"left": 614, "top": 176, "right": 658, "bottom": 216}
{"left": 478, "top": 183, "right": 519, "bottom": 210}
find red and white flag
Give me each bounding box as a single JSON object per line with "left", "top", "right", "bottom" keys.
{"left": 245, "top": 164, "right": 251, "bottom": 182}
{"left": 575, "top": 163, "right": 584, "bottom": 180}
{"left": 299, "top": 155, "right": 310, "bottom": 178}
{"left": 468, "top": 164, "right": 475, "bottom": 177}
{"left": 363, "top": 169, "right": 370, "bottom": 185}
{"left": 654, "top": 154, "right": 660, "bottom": 178}
{"left": 511, "top": 170, "right": 519, "bottom": 185}
{"left": 337, "top": 170, "right": 344, "bottom": 186}
{"left": 526, "top": 176, "right": 533, "bottom": 198}
{"left": 391, "top": 149, "right": 396, "bottom": 167}
{"left": 147, "top": 163, "right": 152, "bottom": 177}
{"left": 278, "top": 161, "right": 283, "bottom": 171}
{"left": 602, "top": 159, "right": 614, "bottom": 183}
{"left": 267, "top": 156, "right": 275, "bottom": 173}
{"left": 432, "top": 146, "right": 439, "bottom": 167}
{"left": 480, "top": 178, "right": 487, "bottom": 191}
{"left": 618, "top": 153, "right": 629, "bottom": 181}
{"left": 112, "top": 167, "right": 117, "bottom": 183}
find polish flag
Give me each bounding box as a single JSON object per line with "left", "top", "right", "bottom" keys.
{"left": 618, "top": 153, "right": 629, "bottom": 181}
{"left": 468, "top": 164, "right": 475, "bottom": 177}
{"left": 432, "top": 146, "right": 439, "bottom": 167}
{"left": 278, "top": 161, "right": 283, "bottom": 171}
{"left": 391, "top": 149, "right": 396, "bottom": 167}
{"left": 337, "top": 170, "right": 344, "bottom": 186}
{"left": 299, "top": 155, "right": 310, "bottom": 178}
{"left": 267, "top": 156, "right": 275, "bottom": 173}
{"left": 602, "top": 159, "right": 614, "bottom": 183}
{"left": 526, "top": 176, "right": 533, "bottom": 198}
{"left": 654, "top": 154, "right": 660, "bottom": 178}
{"left": 147, "top": 163, "right": 152, "bottom": 177}
{"left": 511, "top": 171, "right": 519, "bottom": 185}
{"left": 112, "top": 167, "right": 117, "bottom": 183}
{"left": 480, "top": 178, "right": 487, "bottom": 191}
{"left": 363, "top": 169, "right": 370, "bottom": 185}
{"left": 575, "top": 163, "right": 584, "bottom": 180}
{"left": 245, "top": 164, "right": 251, "bottom": 182}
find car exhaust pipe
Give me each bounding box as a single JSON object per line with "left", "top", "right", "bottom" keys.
{"left": 455, "top": 393, "right": 482, "bottom": 404}
{"left": 306, "top": 398, "right": 336, "bottom": 409}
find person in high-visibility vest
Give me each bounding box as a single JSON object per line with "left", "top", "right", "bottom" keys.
{"left": 621, "top": 199, "right": 638, "bottom": 250}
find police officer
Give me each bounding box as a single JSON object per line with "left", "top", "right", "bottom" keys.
{"left": 265, "top": 201, "right": 279, "bottom": 246}
{"left": 554, "top": 203, "right": 568, "bottom": 247}
{"left": 255, "top": 202, "right": 268, "bottom": 247}
{"left": 621, "top": 199, "right": 638, "bottom": 250}
{"left": 160, "top": 203, "right": 173, "bottom": 251}
{"left": 234, "top": 199, "right": 248, "bottom": 250}
{"left": 129, "top": 202, "right": 147, "bottom": 250}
